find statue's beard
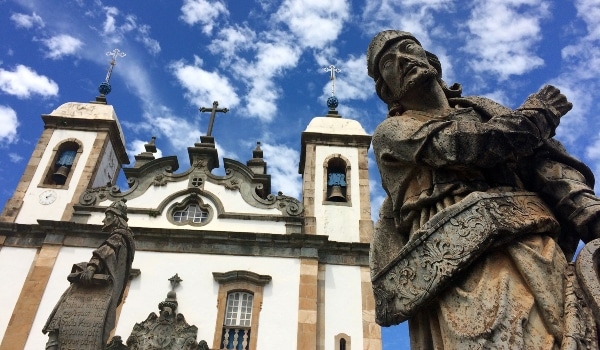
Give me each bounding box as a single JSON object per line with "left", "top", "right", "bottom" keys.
{"left": 391, "top": 64, "right": 437, "bottom": 101}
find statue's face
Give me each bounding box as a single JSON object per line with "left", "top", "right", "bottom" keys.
{"left": 378, "top": 38, "right": 434, "bottom": 100}
{"left": 102, "top": 212, "right": 117, "bottom": 232}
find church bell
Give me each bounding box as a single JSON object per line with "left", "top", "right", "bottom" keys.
{"left": 327, "top": 185, "right": 346, "bottom": 202}
{"left": 52, "top": 165, "right": 70, "bottom": 185}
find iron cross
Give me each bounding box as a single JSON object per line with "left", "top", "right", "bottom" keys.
{"left": 104, "top": 49, "right": 126, "bottom": 84}
{"left": 199, "top": 101, "right": 229, "bottom": 137}
{"left": 323, "top": 65, "right": 341, "bottom": 96}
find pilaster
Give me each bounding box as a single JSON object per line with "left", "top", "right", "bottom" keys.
{"left": 0, "top": 239, "right": 62, "bottom": 350}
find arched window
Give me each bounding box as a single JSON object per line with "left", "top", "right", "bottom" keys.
{"left": 173, "top": 204, "right": 209, "bottom": 224}
{"left": 324, "top": 155, "right": 350, "bottom": 204}
{"left": 168, "top": 195, "right": 213, "bottom": 226}
{"left": 41, "top": 139, "right": 82, "bottom": 187}
{"left": 335, "top": 333, "right": 351, "bottom": 350}
{"left": 213, "top": 271, "right": 271, "bottom": 350}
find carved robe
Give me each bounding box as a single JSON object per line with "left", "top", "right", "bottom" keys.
{"left": 370, "top": 104, "right": 597, "bottom": 348}
{"left": 43, "top": 228, "right": 135, "bottom": 349}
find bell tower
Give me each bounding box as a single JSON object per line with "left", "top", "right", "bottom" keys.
{"left": 296, "top": 66, "right": 381, "bottom": 350}
{"left": 0, "top": 50, "right": 129, "bottom": 224}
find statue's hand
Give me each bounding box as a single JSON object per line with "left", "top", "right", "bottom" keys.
{"left": 80, "top": 265, "right": 96, "bottom": 285}
{"left": 536, "top": 85, "right": 573, "bottom": 117}
{"left": 519, "top": 85, "right": 573, "bottom": 118}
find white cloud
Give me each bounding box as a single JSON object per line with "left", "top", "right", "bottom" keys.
{"left": 136, "top": 25, "right": 161, "bottom": 55}
{"left": 180, "top": 0, "right": 229, "bottom": 35}
{"left": 464, "top": 0, "right": 549, "bottom": 79}
{"left": 0, "top": 105, "right": 19, "bottom": 144}
{"left": 10, "top": 12, "right": 45, "bottom": 29}
{"left": 322, "top": 55, "right": 372, "bottom": 102}
{"left": 8, "top": 153, "right": 23, "bottom": 163}
{"left": 261, "top": 142, "right": 302, "bottom": 199}
{"left": 575, "top": 0, "right": 600, "bottom": 41}
{"left": 170, "top": 57, "right": 240, "bottom": 110}
{"left": 97, "top": 7, "right": 161, "bottom": 55}
{"left": 360, "top": 0, "right": 454, "bottom": 39}
{"left": 127, "top": 139, "right": 163, "bottom": 161}
{"left": 0, "top": 65, "right": 59, "bottom": 98}
{"left": 102, "top": 6, "right": 119, "bottom": 35}
{"left": 230, "top": 39, "right": 301, "bottom": 121}
{"left": 273, "top": 0, "right": 350, "bottom": 49}
{"left": 208, "top": 25, "right": 256, "bottom": 63}
{"left": 42, "top": 34, "right": 83, "bottom": 59}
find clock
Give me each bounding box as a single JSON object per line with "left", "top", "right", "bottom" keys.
{"left": 39, "top": 190, "right": 57, "bottom": 205}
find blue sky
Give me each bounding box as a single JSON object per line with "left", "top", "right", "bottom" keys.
{"left": 1, "top": 0, "right": 600, "bottom": 348}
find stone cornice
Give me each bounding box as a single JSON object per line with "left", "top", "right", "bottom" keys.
{"left": 42, "top": 114, "right": 130, "bottom": 165}
{"left": 0, "top": 221, "right": 369, "bottom": 266}
{"left": 299, "top": 131, "right": 372, "bottom": 174}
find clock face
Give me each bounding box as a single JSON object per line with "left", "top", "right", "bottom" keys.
{"left": 39, "top": 190, "right": 57, "bottom": 205}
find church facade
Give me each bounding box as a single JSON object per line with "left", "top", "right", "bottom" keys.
{"left": 0, "top": 95, "right": 381, "bottom": 350}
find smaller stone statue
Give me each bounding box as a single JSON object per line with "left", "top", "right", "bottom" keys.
{"left": 43, "top": 199, "right": 135, "bottom": 350}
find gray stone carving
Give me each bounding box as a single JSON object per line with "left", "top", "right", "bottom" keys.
{"left": 367, "top": 30, "right": 600, "bottom": 348}
{"left": 122, "top": 274, "right": 208, "bottom": 350}
{"left": 43, "top": 199, "right": 135, "bottom": 350}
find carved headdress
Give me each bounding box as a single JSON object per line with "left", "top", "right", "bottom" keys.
{"left": 367, "top": 30, "right": 442, "bottom": 81}
{"left": 105, "top": 199, "right": 128, "bottom": 222}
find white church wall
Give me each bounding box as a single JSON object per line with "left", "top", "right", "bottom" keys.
{"left": 16, "top": 130, "right": 99, "bottom": 225}
{"left": 24, "top": 247, "right": 301, "bottom": 349}
{"left": 314, "top": 145, "right": 362, "bottom": 242}
{"left": 0, "top": 247, "right": 37, "bottom": 343}
{"left": 25, "top": 246, "right": 91, "bottom": 349}
{"left": 87, "top": 182, "right": 288, "bottom": 234}
{"left": 91, "top": 141, "right": 118, "bottom": 188}
{"left": 203, "top": 182, "right": 283, "bottom": 215}
{"left": 116, "top": 252, "right": 300, "bottom": 348}
{"left": 324, "top": 264, "right": 364, "bottom": 350}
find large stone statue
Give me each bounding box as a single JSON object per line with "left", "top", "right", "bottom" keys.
{"left": 367, "top": 30, "right": 600, "bottom": 348}
{"left": 43, "top": 199, "right": 135, "bottom": 350}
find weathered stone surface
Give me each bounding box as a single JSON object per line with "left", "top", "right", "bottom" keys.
{"left": 43, "top": 199, "right": 135, "bottom": 349}
{"left": 367, "top": 30, "right": 600, "bottom": 348}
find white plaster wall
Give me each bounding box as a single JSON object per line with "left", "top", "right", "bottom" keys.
{"left": 16, "top": 129, "right": 99, "bottom": 225}
{"left": 314, "top": 145, "right": 363, "bottom": 242}
{"left": 0, "top": 247, "right": 37, "bottom": 343}
{"left": 88, "top": 181, "right": 287, "bottom": 234}
{"left": 25, "top": 246, "right": 91, "bottom": 349}
{"left": 25, "top": 248, "right": 301, "bottom": 349}
{"left": 324, "top": 265, "right": 364, "bottom": 350}
{"left": 91, "top": 141, "right": 118, "bottom": 188}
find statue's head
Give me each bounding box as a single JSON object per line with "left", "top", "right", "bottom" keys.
{"left": 102, "top": 199, "right": 129, "bottom": 231}
{"left": 367, "top": 30, "right": 460, "bottom": 113}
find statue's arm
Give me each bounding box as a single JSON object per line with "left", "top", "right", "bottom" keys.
{"left": 373, "top": 109, "right": 558, "bottom": 169}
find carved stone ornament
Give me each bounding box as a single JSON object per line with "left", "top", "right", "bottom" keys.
{"left": 126, "top": 312, "right": 200, "bottom": 350}
{"left": 122, "top": 275, "right": 208, "bottom": 350}
{"left": 371, "top": 191, "right": 559, "bottom": 326}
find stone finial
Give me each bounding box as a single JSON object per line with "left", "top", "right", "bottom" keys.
{"left": 131, "top": 136, "right": 158, "bottom": 168}
{"left": 247, "top": 141, "right": 267, "bottom": 175}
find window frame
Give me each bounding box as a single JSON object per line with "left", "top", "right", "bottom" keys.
{"left": 39, "top": 138, "right": 83, "bottom": 189}
{"left": 167, "top": 195, "right": 213, "bottom": 227}
{"left": 322, "top": 154, "right": 352, "bottom": 206}
{"left": 212, "top": 271, "right": 271, "bottom": 350}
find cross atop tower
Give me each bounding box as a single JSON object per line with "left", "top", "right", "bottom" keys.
{"left": 98, "top": 49, "right": 126, "bottom": 97}
{"left": 199, "top": 101, "right": 229, "bottom": 137}
{"left": 323, "top": 65, "right": 341, "bottom": 96}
